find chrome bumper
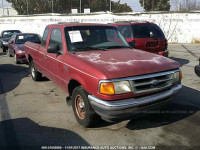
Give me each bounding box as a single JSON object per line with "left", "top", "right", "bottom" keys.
{"left": 88, "top": 84, "right": 182, "bottom": 121}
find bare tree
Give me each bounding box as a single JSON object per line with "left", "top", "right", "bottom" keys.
{"left": 171, "top": 0, "right": 200, "bottom": 11}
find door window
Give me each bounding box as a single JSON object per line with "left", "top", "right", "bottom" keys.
{"left": 49, "top": 28, "right": 63, "bottom": 54}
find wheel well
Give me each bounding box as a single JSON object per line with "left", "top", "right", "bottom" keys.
{"left": 68, "top": 80, "right": 81, "bottom": 96}
{"left": 28, "top": 55, "right": 33, "bottom": 63}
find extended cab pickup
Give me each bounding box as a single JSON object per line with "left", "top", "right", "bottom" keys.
{"left": 25, "top": 23, "right": 182, "bottom": 127}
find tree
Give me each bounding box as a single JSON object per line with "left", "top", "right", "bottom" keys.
{"left": 87, "top": 0, "right": 132, "bottom": 13}
{"left": 139, "top": 0, "right": 170, "bottom": 11}
{"left": 171, "top": 0, "right": 200, "bottom": 11}
{"left": 6, "top": 0, "right": 132, "bottom": 15}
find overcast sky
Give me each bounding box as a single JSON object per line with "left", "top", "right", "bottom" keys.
{"left": 1, "top": 0, "right": 11, "bottom": 7}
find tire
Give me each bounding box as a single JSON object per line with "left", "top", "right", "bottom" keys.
{"left": 3, "top": 47, "right": 6, "bottom": 52}
{"left": 14, "top": 54, "right": 19, "bottom": 64}
{"left": 29, "top": 60, "right": 42, "bottom": 81}
{"left": 72, "top": 86, "right": 100, "bottom": 128}
{"left": 8, "top": 50, "right": 13, "bottom": 57}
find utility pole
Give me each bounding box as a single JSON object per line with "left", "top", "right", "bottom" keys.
{"left": 178, "top": 0, "right": 180, "bottom": 11}
{"left": 152, "top": 0, "right": 154, "bottom": 11}
{"left": 110, "top": 0, "right": 112, "bottom": 12}
{"left": 2, "top": 0, "right": 4, "bottom": 15}
{"left": 80, "top": 0, "right": 81, "bottom": 13}
{"left": 143, "top": 0, "right": 145, "bottom": 11}
{"left": 26, "top": 0, "right": 29, "bottom": 15}
{"left": 52, "top": 0, "right": 54, "bottom": 13}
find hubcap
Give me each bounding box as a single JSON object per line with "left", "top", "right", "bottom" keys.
{"left": 75, "top": 95, "right": 86, "bottom": 119}
{"left": 31, "top": 63, "right": 35, "bottom": 78}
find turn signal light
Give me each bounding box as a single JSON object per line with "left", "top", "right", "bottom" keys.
{"left": 100, "top": 82, "right": 115, "bottom": 95}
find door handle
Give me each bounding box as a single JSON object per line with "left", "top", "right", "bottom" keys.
{"left": 44, "top": 54, "right": 47, "bottom": 58}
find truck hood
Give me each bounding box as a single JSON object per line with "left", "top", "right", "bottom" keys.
{"left": 75, "top": 49, "right": 180, "bottom": 79}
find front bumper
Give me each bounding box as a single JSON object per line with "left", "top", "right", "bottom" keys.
{"left": 16, "top": 53, "right": 27, "bottom": 62}
{"left": 195, "top": 65, "right": 200, "bottom": 77}
{"left": 88, "top": 84, "right": 182, "bottom": 122}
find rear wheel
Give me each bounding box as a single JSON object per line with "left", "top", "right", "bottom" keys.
{"left": 72, "top": 86, "right": 100, "bottom": 128}
{"left": 29, "top": 60, "right": 42, "bottom": 81}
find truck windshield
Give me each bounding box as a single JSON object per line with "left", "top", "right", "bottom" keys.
{"left": 64, "top": 26, "right": 130, "bottom": 52}
{"left": 132, "top": 24, "right": 165, "bottom": 38}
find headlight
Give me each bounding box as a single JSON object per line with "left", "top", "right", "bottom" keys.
{"left": 3, "top": 41, "right": 8, "bottom": 45}
{"left": 16, "top": 50, "right": 25, "bottom": 54}
{"left": 173, "top": 71, "right": 182, "bottom": 84}
{"left": 99, "top": 81, "right": 132, "bottom": 95}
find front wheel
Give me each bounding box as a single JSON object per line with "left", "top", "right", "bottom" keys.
{"left": 29, "top": 60, "right": 42, "bottom": 81}
{"left": 8, "top": 50, "right": 13, "bottom": 57}
{"left": 72, "top": 86, "right": 100, "bottom": 128}
{"left": 3, "top": 47, "right": 6, "bottom": 52}
{"left": 14, "top": 54, "right": 19, "bottom": 64}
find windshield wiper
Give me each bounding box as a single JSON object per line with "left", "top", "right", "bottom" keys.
{"left": 74, "top": 46, "right": 108, "bottom": 51}
{"left": 105, "top": 45, "right": 132, "bottom": 49}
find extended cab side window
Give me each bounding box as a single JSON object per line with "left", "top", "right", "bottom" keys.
{"left": 41, "top": 28, "right": 50, "bottom": 47}
{"left": 49, "top": 28, "right": 63, "bottom": 54}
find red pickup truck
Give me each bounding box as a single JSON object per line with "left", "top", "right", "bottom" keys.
{"left": 25, "top": 23, "right": 182, "bottom": 127}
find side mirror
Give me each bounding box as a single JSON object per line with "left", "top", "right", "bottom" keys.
{"left": 129, "top": 41, "right": 135, "bottom": 48}
{"left": 47, "top": 44, "right": 59, "bottom": 54}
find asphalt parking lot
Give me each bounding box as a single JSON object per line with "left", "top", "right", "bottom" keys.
{"left": 0, "top": 44, "right": 200, "bottom": 150}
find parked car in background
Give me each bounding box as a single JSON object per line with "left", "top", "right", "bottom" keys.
{"left": 0, "top": 30, "right": 21, "bottom": 52}
{"left": 195, "top": 57, "right": 200, "bottom": 77}
{"left": 111, "top": 21, "right": 168, "bottom": 57}
{"left": 25, "top": 23, "right": 182, "bottom": 128}
{"left": 8, "top": 33, "right": 41, "bottom": 64}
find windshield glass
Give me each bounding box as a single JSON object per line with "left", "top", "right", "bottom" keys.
{"left": 132, "top": 24, "right": 165, "bottom": 38}
{"left": 2, "top": 31, "right": 20, "bottom": 38}
{"left": 64, "top": 26, "right": 130, "bottom": 52}
{"left": 15, "top": 34, "right": 41, "bottom": 44}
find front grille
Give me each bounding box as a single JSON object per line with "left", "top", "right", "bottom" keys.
{"left": 130, "top": 72, "right": 174, "bottom": 94}
{"left": 146, "top": 42, "right": 158, "bottom": 47}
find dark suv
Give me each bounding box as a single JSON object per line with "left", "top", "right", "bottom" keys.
{"left": 111, "top": 21, "right": 168, "bottom": 57}
{"left": 0, "top": 30, "right": 21, "bottom": 52}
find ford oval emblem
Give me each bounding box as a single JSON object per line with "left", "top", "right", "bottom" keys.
{"left": 152, "top": 80, "right": 159, "bottom": 86}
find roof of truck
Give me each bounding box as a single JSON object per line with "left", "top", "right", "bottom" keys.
{"left": 46, "top": 23, "right": 114, "bottom": 28}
